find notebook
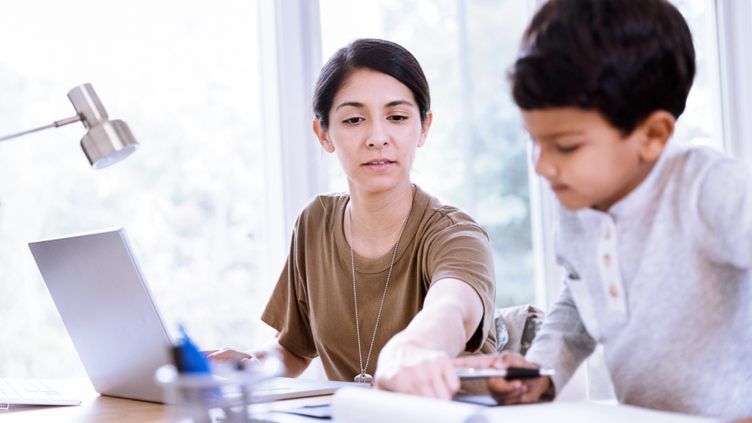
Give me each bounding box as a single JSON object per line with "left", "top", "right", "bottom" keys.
{"left": 27, "top": 228, "right": 356, "bottom": 405}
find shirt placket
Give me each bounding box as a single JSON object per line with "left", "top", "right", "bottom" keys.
{"left": 596, "top": 216, "right": 628, "bottom": 325}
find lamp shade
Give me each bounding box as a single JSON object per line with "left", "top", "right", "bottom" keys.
{"left": 0, "top": 83, "right": 139, "bottom": 169}
{"left": 68, "top": 84, "right": 139, "bottom": 169}
{"left": 81, "top": 119, "right": 139, "bottom": 169}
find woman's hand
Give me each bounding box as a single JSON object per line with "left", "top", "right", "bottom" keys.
{"left": 374, "top": 339, "right": 460, "bottom": 400}
{"left": 205, "top": 338, "right": 311, "bottom": 378}
{"left": 204, "top": 348, "right": 262, "bottom": 366}
{"left": 374, "top": 278, "right": 482, "bottom": 400}
{"left": 452, "top": 353, "right": 551, "bottom": 405}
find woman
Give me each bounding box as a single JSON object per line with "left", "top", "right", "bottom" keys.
{"left": 210, "top": 38, "right": 496, "bottom": 400}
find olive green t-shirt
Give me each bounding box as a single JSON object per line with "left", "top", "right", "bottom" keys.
{"left": 261, "top": 185, "right": 497, "bottom": 382}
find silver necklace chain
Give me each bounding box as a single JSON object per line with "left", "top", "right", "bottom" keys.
{"left": 348, "top": 188, "right": 414, "bottom": 381}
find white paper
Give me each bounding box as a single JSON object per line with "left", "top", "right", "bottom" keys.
{"left": 469, "top": 401, "right": 720, "bottom": 423}
{"left": 332, "top": 387, "right": 482, "bottom": 423}
{"left": 331, "top": 388, "right": 722, "bottom": 423}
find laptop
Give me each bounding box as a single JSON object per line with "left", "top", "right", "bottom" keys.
{"left": 27, "top": 228, "right": 355, "bottom": 405}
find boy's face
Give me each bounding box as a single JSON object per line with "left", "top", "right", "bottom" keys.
{"left": 522, "top": 107, "right": 662, "bottom": 212}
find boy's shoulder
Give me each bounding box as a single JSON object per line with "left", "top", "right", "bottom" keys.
{"left": 663, "top": 142, "right": 731, "bottom": 171}
{"left": 662, "top": 142, "right": 750, "bottom": 194}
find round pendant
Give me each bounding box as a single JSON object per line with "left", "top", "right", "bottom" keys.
{"left": 354, "top": 373, "right": 373, "bottom": 385}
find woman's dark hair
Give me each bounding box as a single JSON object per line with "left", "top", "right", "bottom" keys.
{"left": 510, "top": 0, "right": 696, "bottom": 135}
{"left": 313, "top": 38, "right": 430, "bottom": 129}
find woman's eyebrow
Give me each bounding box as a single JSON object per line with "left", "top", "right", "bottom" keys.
{"left": 334, "top": 101, "right": 364, "bottom": 111}
{"left": 334, "top": 100, "right": 415, "bottom": 111}
{"left": 385, "top": 100, "right": 414, "bottom": 108}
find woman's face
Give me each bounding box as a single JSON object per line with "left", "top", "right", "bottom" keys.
{"left": 314, "top": 69, "right": 432, "bottom": 195}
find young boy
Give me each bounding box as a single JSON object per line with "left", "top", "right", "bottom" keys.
{"left": 455, "top": 0, "right": 752, "bottom": 420}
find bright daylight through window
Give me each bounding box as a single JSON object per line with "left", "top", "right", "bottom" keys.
{"left": 0, "top": 0, "right": 728, "bottom": 399}
{"left": 0, "top": 0, "right": 269, "bottom": 379}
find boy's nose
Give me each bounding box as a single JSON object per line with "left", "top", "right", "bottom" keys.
{"left": 532, "top": 146, "right": 557, "bottom": 179}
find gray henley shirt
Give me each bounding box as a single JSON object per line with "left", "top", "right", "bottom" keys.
{"left": 525, "top": 142, "right": 752, "bottom": 420}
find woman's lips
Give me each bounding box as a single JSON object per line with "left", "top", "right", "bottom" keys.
{"left": 362, "top": 159, "right": 394, "bottom": 171}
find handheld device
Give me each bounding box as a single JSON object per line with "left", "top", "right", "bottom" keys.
{"left": 455, "top": 367, "right": 555, "bottom": 380}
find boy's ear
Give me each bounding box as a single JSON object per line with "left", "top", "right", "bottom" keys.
{"left": 313, "top": 118, "right": 335, "bottom": 153}
{"left": 637, "top": 110, "right": 675, "bottom": 162}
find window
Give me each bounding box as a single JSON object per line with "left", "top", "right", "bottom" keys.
{"left": 321, "top": 0, "right": 536, "bottom": 309}
{"left": 0, "top": 0, "right": 268, "bottom": 378}
{"left": 672, "top": 0, "right": 724, "bottom": 151}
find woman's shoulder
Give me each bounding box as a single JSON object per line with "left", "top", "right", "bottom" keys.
{"left": 296, "top": 191, "right": 349, "bottom": 228}
{"left": 414, "top": 185, "right": 489, "bottom": 238}
{"left": 412, "top": 186, "right": 494, "bottom": 271}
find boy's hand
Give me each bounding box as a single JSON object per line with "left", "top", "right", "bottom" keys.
{"left": 452, "top": 353, "right": 551, "bottom": 405}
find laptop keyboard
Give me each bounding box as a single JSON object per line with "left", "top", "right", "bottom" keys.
{"left": 0, "top": 378, "right": 80, "bottom": 408}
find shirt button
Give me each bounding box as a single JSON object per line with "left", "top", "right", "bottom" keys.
{"left": 609, "top": 285, "right": 618, "bottom": 297}
{"left": 604, "top": 255, "right": 611, "bottom": 266}
{"left": 605, "top": 228, "right": 611, "bottom": 239}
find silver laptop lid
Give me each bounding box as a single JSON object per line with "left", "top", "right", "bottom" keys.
{"left": 29, "top": 228, "right": 172, "bottom": 403}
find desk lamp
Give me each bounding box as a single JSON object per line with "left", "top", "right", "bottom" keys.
{"left": 0, "top": 83, "right": 139, "bottom": 169}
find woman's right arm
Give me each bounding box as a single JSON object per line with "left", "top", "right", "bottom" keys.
{"left": 206, "top": 337, "right": 312, "bottom": 377}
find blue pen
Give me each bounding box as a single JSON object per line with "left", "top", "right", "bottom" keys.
{"left": 176, "top": 325, "right": 212, "bottom": 374}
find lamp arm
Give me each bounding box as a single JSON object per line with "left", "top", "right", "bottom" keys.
{"left": 0, "top": 114, "right": 82, "bottom": 143}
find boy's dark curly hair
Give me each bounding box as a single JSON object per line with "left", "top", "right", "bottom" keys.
{"left": 510, "top": 0, "right": 696, "bottom": 135}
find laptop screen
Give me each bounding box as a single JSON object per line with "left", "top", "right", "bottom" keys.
{"left": 29, "top": 228, "right": 173, "bottom": 403}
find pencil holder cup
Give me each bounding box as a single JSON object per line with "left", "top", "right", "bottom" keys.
{"left": 155, "top": 364, "right": 268, "bottom": 423}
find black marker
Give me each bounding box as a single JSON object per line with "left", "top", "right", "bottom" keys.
{"left": 455, "top": 367, "right": 555, "bottom": 380}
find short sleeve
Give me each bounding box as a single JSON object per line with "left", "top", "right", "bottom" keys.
{"left": 425, "top": 221, "right": 496, "bottom": 353}
{"left": 260, "top": 227, "right": 319, "bottom": 359}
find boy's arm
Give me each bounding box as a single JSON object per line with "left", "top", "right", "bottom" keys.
{"left": 696, "top": 159, "right": 752, "bottom": 268}
{"left": 454, "top": 282, "right": 596, "bottom": 403}
{"left": 453, "top": 352, "right": 552, "bottom": 405}
{"left": 453, "top": 283, "right": 595, "bottom": 404}
{"left": 523, "top": 282, "right": 597, "bottom": 396}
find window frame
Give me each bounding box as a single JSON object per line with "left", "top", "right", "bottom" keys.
{"left": 717, "top": 0, "right": 752, "bottom": 165}
{"left": 257, "top": 0, "right": 325, "bottom": 277}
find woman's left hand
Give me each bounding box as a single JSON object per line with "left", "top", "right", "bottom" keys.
{"left": 374, "top": 339, "right": 460, "bottom": 400}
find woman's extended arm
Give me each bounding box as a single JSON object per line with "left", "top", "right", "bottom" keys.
{"left": 206, "top": 336, "right": 312, "bottom": 378}
{"left": 374, "top": 277, "right": 483, "bottom": 399}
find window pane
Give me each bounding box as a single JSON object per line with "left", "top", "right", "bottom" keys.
{"left": 320, "top": 0, "right": 534, "bottom": 308}
{"left": 0, "top": 0, "right": 266, "bottom": 378}
{"left": 672, "top": 0, "right": 724, "bottom": 150}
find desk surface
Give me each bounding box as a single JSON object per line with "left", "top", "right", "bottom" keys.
{"left": 3, "top": 379, "right": 724, "bottom": 423}
{"left": 1, "top": 378, "right": 332, "bottom": 423}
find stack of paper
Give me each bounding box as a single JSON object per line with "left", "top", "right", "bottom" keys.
{"left": 331, "top": 388, "right": 720, "bottom": 423}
